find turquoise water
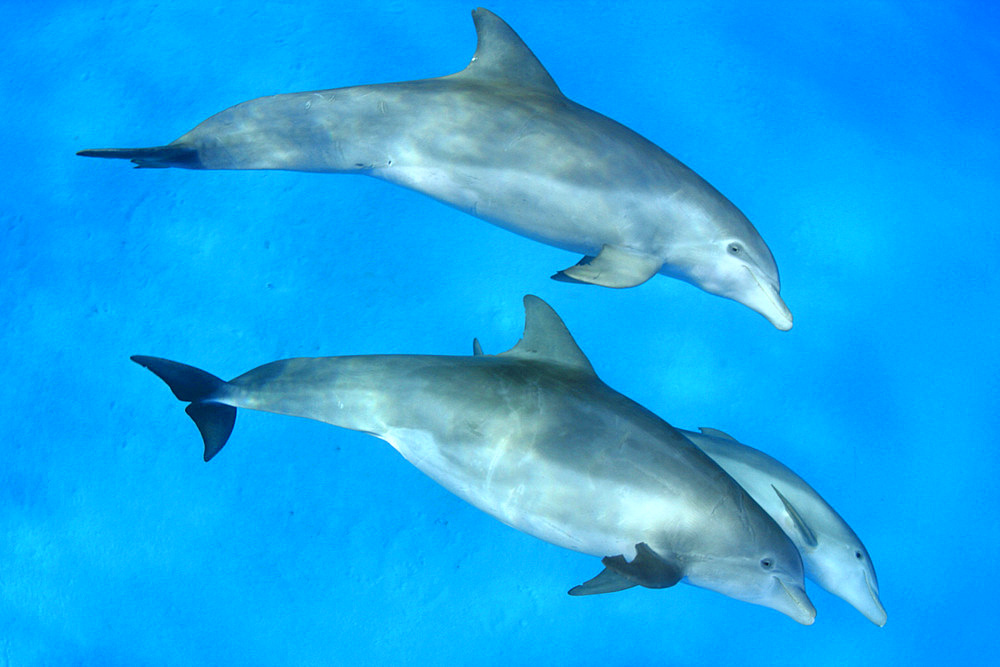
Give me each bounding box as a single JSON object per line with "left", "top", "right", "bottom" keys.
{"left": 3, "top": 1, "right": 998, "bottom": 664}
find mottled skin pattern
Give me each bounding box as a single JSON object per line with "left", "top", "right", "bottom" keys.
{"left": 134, "top": 297, "right": 814, "bottom": 622}
{"left": 683, "top": 428, "right": 886, "bottom": 625}
{"left": 80, "top": 9, "right": 792, "bottom": 329}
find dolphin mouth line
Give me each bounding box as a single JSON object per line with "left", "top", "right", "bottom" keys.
{"left": 775, "top": 576, "right": 815, "bottom": 625}
{"left": 863, "top": 569, "right": 887, "bottom": 626}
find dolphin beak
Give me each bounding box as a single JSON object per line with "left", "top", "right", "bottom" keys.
{"left": 860, "top": 570, "right": 888, "bottom": 627}
{"left": 775, "top": 577, "right": 817, "bottom": 626}
{"left": 744, "top": 267, "right": 793, "bottom": 331}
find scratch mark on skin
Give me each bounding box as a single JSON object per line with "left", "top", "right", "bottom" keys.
{"left": 613, "top": 429, "right": 629, "bottom": 455}
{"left": 484, "top": 430, "right": 510, "bottom": 495}
{"left": 736, "top": 490, "right": 756, "bottom": 540}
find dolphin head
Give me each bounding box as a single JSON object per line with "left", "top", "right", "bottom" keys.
{"left": 681, "top": 494, "right": 815, "bottom": 624}
{"left": 688, "top": 545, "right": 816, "bottom": 625}
{"left": 661, "top": 195, "right": 792, "bottom": 330}
{"left": 808, "top": 540, "right": 886, "bottom": 626}
{"left": 684, "top": 235, "right": 792, "bottom": 331}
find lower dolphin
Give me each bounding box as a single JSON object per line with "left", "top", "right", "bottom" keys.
{"left": 683, "top": 428, "right": 886, "bottom": 626}
{"left": 132, "top": 296, "right": 813, "bottom": 623}
{"left": 78, "top": 8, "right": 792, "bottom": 330}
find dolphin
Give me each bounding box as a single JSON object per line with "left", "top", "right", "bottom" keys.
{"left": 683, "top": 427, "right": 886, "bottom": 626}
{"left": 132, "top": 296, "right": 813, "bottom": 622}
{"left": 78, "top": 8, "right": 792, "bottom": 330}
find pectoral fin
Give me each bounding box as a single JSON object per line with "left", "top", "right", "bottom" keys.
{"left": 599, "top": 542, "right": 683, "bottom": 589}
{"left": 772, "top": 485, "right": 818, "bottom": 548}
{"left": 568, "top": 568, "right": 637, "bottom": 596}
{"left": 552, "top": 245, "right": 662, "bottom": 288}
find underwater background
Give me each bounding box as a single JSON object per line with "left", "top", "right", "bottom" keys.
{"left": 2, "top": 0, "right": 998, "bottom": 664}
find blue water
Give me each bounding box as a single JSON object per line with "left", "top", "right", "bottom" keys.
{"left": 3, "top": 1, "right": 998, "bottom": 664}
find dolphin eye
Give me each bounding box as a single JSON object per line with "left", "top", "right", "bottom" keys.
{"left": 855, "top": 551, "right": 863, "bottom": 560}
{"left": 728, "top": 243, "right": 743, "bottom": 256}
{"left": 760, "top": 558, "right": 773, "bottom": 570}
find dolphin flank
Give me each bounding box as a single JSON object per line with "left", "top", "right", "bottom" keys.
{"left": 132, "top": 296, "right": 813, "bottom": 623}
{"left": 79, "top": 8, "right": 792, "bottom": 329}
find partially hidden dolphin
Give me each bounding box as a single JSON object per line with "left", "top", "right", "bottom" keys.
{"left": 683, "top": 428, "right": 886, "bottom": 626}
{"left": 79, "top": 8, "right": 792, "bottom": 330}
{"left": 132, "top": 296, "right": 813, "bottom": 623}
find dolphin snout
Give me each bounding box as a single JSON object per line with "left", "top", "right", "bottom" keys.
{"left": 775, "top": 577, "right": 816, "bottom": 625}
{"left": 744, "top": 267, "right": 793, "bottom": 331}
{"left": 764, "top": 296, "right": 793, "bottom": 331}
{"left": 861, "top": 570, "right": 888, "bottom": 627}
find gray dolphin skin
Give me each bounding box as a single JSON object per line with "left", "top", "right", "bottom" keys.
{"left": 132, "top": 296, "right": 814, "bottom": 623}
{"left": 78, "top": 8, "right": 792, "bottom": 330}
{"left": 683, "top": 428, "right": 886, "bottom": 626}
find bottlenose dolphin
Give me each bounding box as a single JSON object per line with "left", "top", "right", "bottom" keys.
{"left": 132, "top": 296, "right": 813, "bottom": 622}
{"left": 79, "top": 8, "right": 792, "bottom": 330}
{"left": 683, "top": 428, "right": 886, "bottom": 626}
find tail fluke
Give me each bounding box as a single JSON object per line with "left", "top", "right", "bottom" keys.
{"left": 131, "top": 355, "right": 235, "bottom": 461}
{"left": 77, "top": 144, "right": 202, "bottom": 169}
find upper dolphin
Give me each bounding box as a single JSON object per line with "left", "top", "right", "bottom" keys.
{"left": 683, "top": 427, "right": 886, "bottom": 626}
{"left": 78, "top": 8, "right": 792, "bottom": 330}
{"left": 132, "top": 296, "right": 813, "bottom": 622}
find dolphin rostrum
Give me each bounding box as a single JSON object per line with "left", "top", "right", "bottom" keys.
{"left": 682, "top": 427, "right": 886, "bottom": 626}
{"left": 132, "top": 296, "right": 814, "bottom": 622}
{"left": 79, "top": 8, "right": 792, "bottom": 330}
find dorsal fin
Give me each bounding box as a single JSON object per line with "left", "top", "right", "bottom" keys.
{"left": 698, "top": 427, "right": 740, "bottom": 442}
{"left": 448, "top": 8, "right": 562, "bottom": 95}
{"left": 772, "top": 485, "right": 819, "bottom": 549}
{"left": 500, "top": 295, "right": 595, "bottom": 375}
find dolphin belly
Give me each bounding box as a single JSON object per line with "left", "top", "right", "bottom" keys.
{"left": 378, "top": 425, "right": 633, "bottom": 557}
